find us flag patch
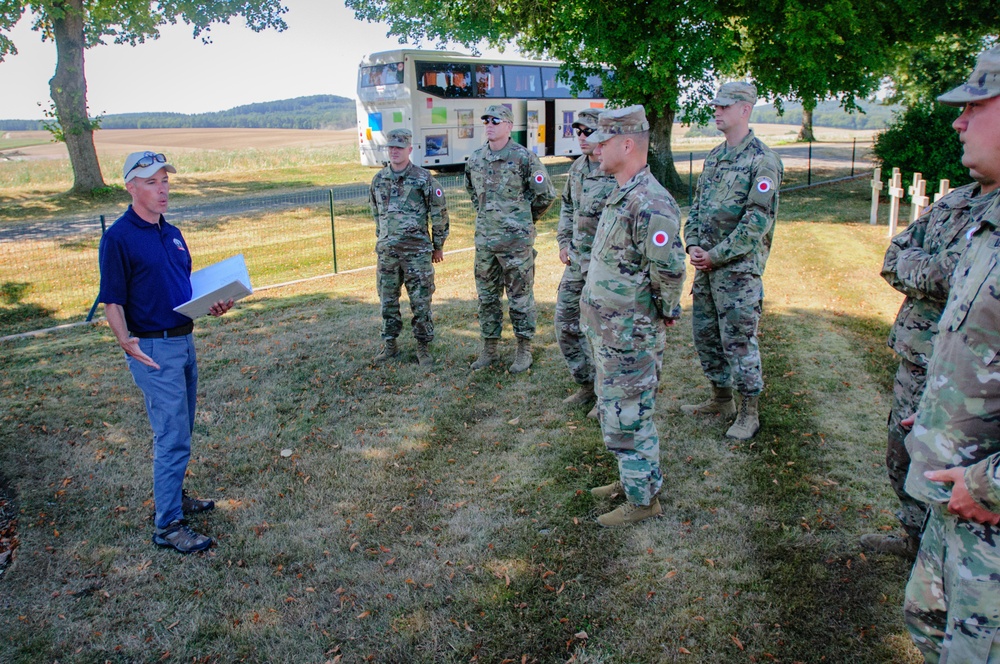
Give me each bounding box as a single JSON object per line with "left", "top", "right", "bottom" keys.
{"left": 652, "top": 231, "right": 669, "bottom": 247}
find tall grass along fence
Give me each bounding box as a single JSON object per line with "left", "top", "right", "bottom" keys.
{"left": 0, "top": 140, "right": 870, "bottom": 338}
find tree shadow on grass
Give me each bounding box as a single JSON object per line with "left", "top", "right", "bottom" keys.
{"left": 0, "top": 282, "right": 59, "bottom": 337}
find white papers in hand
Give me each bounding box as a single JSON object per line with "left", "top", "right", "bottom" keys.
{"left": 173, "top": 254, "right": 253, "bottom": 319}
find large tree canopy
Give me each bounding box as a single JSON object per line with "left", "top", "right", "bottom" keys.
{"left": 348, "top": 0, "right": 742, "bottom": 190}
{"left": 0, "top": 1, "right": 288, "bottom": 193}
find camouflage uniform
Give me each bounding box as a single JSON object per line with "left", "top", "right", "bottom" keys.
{"left": 581, "top": 166, "right": 686, "bottom": 507}
{"left": 903, "top": 190, "right": 1000, "bottom": 661}
{"left": 683, "top": 129, "right": 783, "bottom": 396}
{"left": 556, "top": 153, "right": 618, "bottom": 385}
{"left": 370, "top": 162, "right": 449, "bottom": 342}
{"left": 881, "top": 183, "right": 982, "bottom": 538}
{"left": 465, "top": 140, "right": 556, "bottom": 340}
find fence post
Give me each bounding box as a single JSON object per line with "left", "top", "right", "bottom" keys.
{"left": 807, "top": 139, "right": 812, "bottom": 186}
{"left": 86, "top": 215, "right": 109, "bottom": 322}
{"left": 888, "top": 167, "right": 904, "bottom": 237}
{"left": 870, "top": 167, "right": 882, "bottom": 225}
{"left": 329, "top": 190, "right": 338, "bottom": 274}
{"left": 851, "top": 137, "right": 856, "bottom": 177}
{"left": 688, "top": 151, "right": 693, "bottom": 207}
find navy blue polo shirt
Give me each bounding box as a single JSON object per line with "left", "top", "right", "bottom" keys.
{"left": 98, "top": 206, "right": 193, "bottom": 334}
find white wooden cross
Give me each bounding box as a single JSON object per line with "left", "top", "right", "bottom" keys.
{"left": 888, "top": 167, "right": 904, "bottom": 237}
{"left": 910, "top": 174, "right": 929, "bottom": 222}
{"left": 870, "top": 167, "right": 883, "bottom": 225}
{"left": 934, "top": 179, "right": 951, "bottom": 203}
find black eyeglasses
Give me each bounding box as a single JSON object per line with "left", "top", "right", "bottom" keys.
{"left": 575, "top": 127, "right": 595, "bottom": 137}
{"left": 126, "top": 152, "right": 166, "bottom": 177}
{"left": 482, "top": 117, "right": 505, "bottom": 125}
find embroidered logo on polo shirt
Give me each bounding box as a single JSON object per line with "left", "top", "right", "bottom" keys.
{"left": 173, "top": 238, "right": 186, "bottom": 251}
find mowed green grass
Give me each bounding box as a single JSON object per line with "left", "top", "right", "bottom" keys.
{"left": 0, "top": 179, "right": 922, "bottom": 662}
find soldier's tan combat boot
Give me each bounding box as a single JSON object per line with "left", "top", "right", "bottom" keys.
{"left": 416, "top": 342, "right": 434, "bottom": 368}
{"left": 509, "top": 338, "right": 532, "bottom": 374}
{"left": 587, "top": 404, "right": 598, "bottom": 420}
{"left": 589, "top": 480, "right": 623, "bottom": 499}
{"left": 597, "top": 498, "right": 662, "bottom": 527}
{"left": 680, "top": 385, "right": 736, "bottom": 417}
{"left": 470, "top": 338, "right": 499, "bottom": 371}
{"left": 373, "top": 338, "right": 399, "bottom": 364}
{"left": 859, "top": 533, "right": 919, "bottom": 561}
{"left": 726, "top": 394, "right": 760, "bottom": 440}
{"left": 563, "top": 383, "right": 596, "bottom": 406}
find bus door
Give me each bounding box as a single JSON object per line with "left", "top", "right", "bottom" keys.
{"left": 544, "top": 100, "right": 556, "bottom": 156}
{"left": 526, "top": 100, "right": 545, "bottom": 155}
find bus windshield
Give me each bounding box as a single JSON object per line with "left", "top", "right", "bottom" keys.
{"left": 360, "top": 62, "right": 404, "bottom": 88}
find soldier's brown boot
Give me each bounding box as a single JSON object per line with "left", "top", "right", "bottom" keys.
{"left": 597, "top": 498, "right": 662, "bottom": 527}
{"left": 726, "top": 394, "right": 760, "bottom": 440}
{"left": 470, "top": 338, "right": 499, "bottom": 371}
{"left": 373, "top": 338, "right": 399, "bottom": 364}
{"left": 509, "top": 338, "right": 533, "bottom": 374}
{"left": 680, "top": 385, "right": 736, "bottom": 417}
{"left": 860, "top": 533, "right": 919, "bottom": 561}
{"left": 589, "top": 480, "right": 623, "bottom": 499}
{"left": 563, "top": 383, "right": 596, "bottom": 406}
{"left": 416, "top": 342, "right": 434, "bottom": 368}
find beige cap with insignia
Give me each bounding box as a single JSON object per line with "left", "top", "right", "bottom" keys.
{"left": 938, "top": 46, "right": 1000, "bottom": 106}
{"left": 587, "top": 105, "right": 650, "bottom": 144}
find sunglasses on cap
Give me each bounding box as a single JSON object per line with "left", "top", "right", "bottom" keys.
{"left": 482, "top": 117, "right": 506, "bottom": 125}
{"left": 575, "top": 127, "right": 595, "bottom": 137}
{"left": 126, "top": 152, "right": 167, "bottom": 178}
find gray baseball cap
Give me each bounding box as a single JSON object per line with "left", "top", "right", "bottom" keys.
{"left": 123, "top": 151, "right": 176, "bottom": 183}
{"left": 481, "top": 104, "right": 513, "bottom": 123}
{"left": 386, "top": 129, "right": 413, "bottom": 148}
{"left": 571, "top": 108, "right": 603, "bottom": 131}
{"left": 587, "top": 105, "right": 650, "bottom": 144}
{"left": 938, "top": 46, "right": 1000, "bottom": 106}
{"left": 711, "top": 81, "right": 758, "bottom": 106}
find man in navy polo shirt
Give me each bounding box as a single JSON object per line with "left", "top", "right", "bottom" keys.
{"left": 98, "top": 151, "right": 233, "bottom": 553}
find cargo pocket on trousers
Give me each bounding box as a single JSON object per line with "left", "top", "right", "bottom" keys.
{"left": 944, "top": 577, "right": 1000, "bottom": 663}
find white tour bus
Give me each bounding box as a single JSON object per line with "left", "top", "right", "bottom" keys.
{"left": 357, "top": 49, "right": 607, "bottom": 168}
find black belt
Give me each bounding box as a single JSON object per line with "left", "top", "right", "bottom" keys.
{"left": 132, "top": 322, "right": 193, "bottom": 339}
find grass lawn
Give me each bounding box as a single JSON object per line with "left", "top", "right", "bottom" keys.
{"left": 0, "top": 179, "right": 923, "bottom": 662}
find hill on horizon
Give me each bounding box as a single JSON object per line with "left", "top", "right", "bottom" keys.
{"left": 0, "top": 95, "right": 358, "bottom": 131}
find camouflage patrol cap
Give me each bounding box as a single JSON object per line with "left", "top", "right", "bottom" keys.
{"left": 938, "top": 46, "right": 1000, "bottom": 106}
{"left": 481, "top": 104, "right": 513, "bottom": 123}
{"left": 386, "top": 129, "right": 412, "bottom": 148}
{"left": 711, "top": 81, "right": 758, "bottom": 106}
{"left": 571, "top": 108, "right": 603, "bottom": 131}
{"left": 587, "top": 105, "right": 650, "bottom": 144}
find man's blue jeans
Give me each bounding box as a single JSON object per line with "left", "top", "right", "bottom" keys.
{"left": 127, "top": 334, "right": 198, "bottom": 529}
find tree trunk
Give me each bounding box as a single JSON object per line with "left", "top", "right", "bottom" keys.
{"left": 797, "top": 100, "right": 816, "bottom": 142}
{"left": 646, "top": 107, "right": 684, "bottom": 195}
{"left": 49, "top": 0, "right": 106, "bottom": 193}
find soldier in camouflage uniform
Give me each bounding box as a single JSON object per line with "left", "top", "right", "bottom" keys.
{"left": 370, "top": 129, "right": 449, "bottom": 368}
{"left": 900, "top": 47, "right": 1000, "bottom": 662}
{"left": 860, "top": 183, "right": 983, "bottom": 560}
{"left": 580, "top": 106, "right": 687, "bottom": 528}
{"left": 465, "top": 104, "right": 556, "bottom": 373}
{"left": 681, "top": 81, "right": 783, "bottom": 441}
{"left": 556, "top": 109, "right": 619, "bottom": 408}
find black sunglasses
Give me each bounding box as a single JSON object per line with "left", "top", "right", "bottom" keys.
{"left": 126, "top": 152, "right": 167, "bottom": 177}
{"left": 482, "top": 117, "right": 505, "bottom": 125}
{"left": 575, "top": 127, "right": 595, "bottom": 137}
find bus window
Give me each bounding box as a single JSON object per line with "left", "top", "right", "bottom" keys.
{"left": 504, "top": 66, "right": 542, "bottom": 98}
{"left": 415, "top": 61, "right": 474, "bottom": 98}
{"left": 361, "top": 62, "right": 404, "bottom": 87}
{"left": 541, "top": 68, "right": 573, "bottom": 98}
{"left": 475, "top": 65, "right": 504, "bottom": 98}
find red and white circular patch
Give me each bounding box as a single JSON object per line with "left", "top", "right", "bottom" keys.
{"left": 652, "top": 230, "right": 669, "bottom": 247}
{"left": 534, "top": 173, "right": 545, "bottom": 184}
{"left": 435, "top": 188, "right": 443, "bottom": 197}
{"left": 756, "top": 177, "right": 774, "bottom": 193}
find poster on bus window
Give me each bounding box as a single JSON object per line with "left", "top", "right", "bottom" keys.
{"left": 426, "top": 134, "right": 449, "bottom": 157}
{"left": 563, "top": 111, "right": 575, "bottom": 138}
{"left": 457, "top": 110, "right": 474, "bottom": 139}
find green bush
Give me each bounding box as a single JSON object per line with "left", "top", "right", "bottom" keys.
{"left": 871, "top": 103, "right": 970, "bottom": 190}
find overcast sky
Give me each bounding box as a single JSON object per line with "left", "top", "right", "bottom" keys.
{"left": 0, "top": 1, "right": 514, "bottom": 120}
